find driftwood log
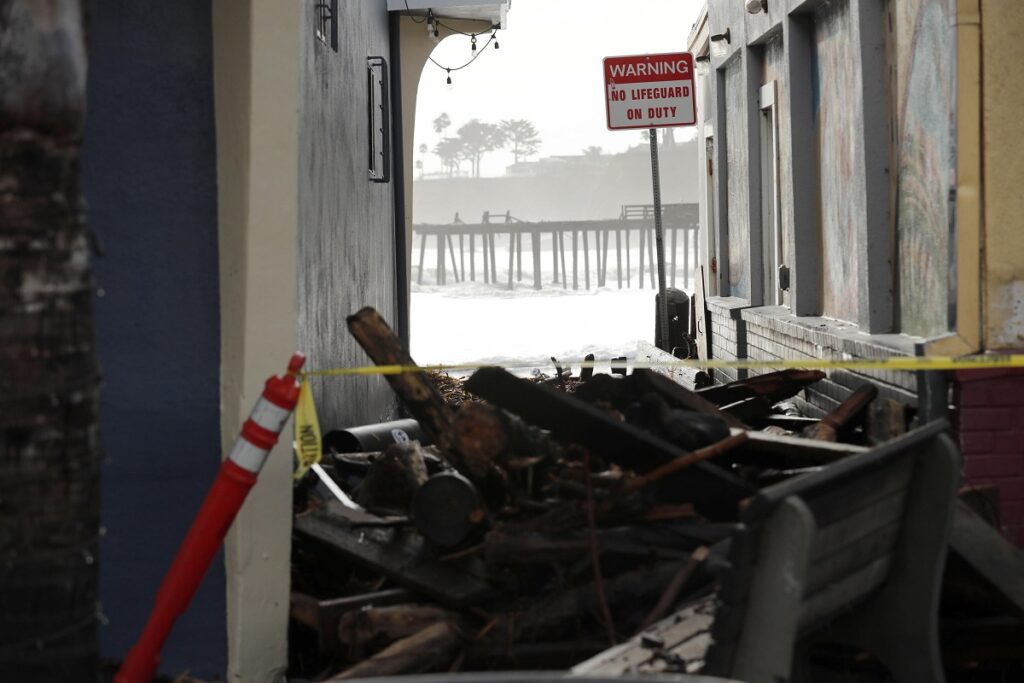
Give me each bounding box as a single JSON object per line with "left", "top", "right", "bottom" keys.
{"left": 337, "top": 604, "right": 467, "bottom": 648}
{"left": 327, "top": 621, "right": 465, "bottom": 680}
{"left": 347, "top": 307, "right": 454, "bottom": 449}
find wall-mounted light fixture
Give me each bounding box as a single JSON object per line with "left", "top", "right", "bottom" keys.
{"left": 710, "top": 27, "right": 731, "bottom": 44}
{"left": 746, "top": 0, "right": 768, "bottom": 14}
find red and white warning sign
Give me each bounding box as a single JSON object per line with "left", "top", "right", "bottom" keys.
{"left": 604, "top": 52, "right": 696, "bottom": 130}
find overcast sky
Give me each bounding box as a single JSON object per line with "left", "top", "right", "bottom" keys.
{"left": 413, "top": 0, "right": 704, "bottom": 177}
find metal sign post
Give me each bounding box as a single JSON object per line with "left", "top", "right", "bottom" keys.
{"left": 648, "top": 129, "right": 669, "bottom": 350}
{"left": 603, "top": 52, "right": 696, "bottom": 352}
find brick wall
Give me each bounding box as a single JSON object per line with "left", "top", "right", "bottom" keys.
{"left": 953, "top": 369, "right": 1024, "bottom": 546}
{"left": 707, "top": 297, "right": 748, "bottom": 385}
{"left": 705, "top": 299, "right": 918, "bottom": 417}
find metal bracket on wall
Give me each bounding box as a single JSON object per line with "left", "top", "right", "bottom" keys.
{"left": 368, "top": 56, "right": 391, "bottom": 183}
{"left": 316, "top": 0, "right": 338, "bottom": 52}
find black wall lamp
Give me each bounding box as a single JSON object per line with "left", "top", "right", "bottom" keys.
{"left": 710, "top": 27, "right": 731, "bottom": 44}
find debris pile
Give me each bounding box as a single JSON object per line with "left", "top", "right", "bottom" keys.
{"left": 288, "top": 307, "right": 1024, "bottom": 682}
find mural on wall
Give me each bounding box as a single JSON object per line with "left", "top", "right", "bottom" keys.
{"left": 813, "top": 0, "right": 863, "bottom": 324}
{"left": 725, "top": 57, "right": 750, "bottom": 300}
{"left": 894, "top": 0, "right": 955, "bottom": 337}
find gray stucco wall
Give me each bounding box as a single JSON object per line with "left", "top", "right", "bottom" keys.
{"left": 299, "top": 0, "right": 399, "bottom": 430}
{"left": 83, "top": 0, "right": 225, "bottom": 676}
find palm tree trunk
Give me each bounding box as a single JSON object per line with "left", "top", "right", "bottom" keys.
{"left": 0, "top": 2, "right": 100, "bottom": 680}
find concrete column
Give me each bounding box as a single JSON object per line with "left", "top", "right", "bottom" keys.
{"left": 782, "top": 13, "right": 822, "bottom": 317}
{"left": 212, "top": 1, "right": 299, "bottom": 681}
{"left": 851, "top": 0, "right": 894, "bottom": 333}
{"left": 743, "top": 46, "right": 765, "bottom": 306}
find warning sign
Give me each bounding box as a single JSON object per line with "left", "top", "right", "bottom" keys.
{"left": 604, "top": 52, "right": 696, "bottom": 130}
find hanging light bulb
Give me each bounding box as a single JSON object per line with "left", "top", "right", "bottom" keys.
{"left": 446, "top": 69, "right": 452, "bottom": 87}
{"left": 492, "top": 31, "right": 499, "bottom": 49}
{"left": 471, "top": 35, "right": 477, "bottom": 53}
{"left": 426, "top": 10, "right": 439, "bottom": 42}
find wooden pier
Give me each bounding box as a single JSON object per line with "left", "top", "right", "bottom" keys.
{"left": 413, "top": 204, "right": 699, "bottom": 292}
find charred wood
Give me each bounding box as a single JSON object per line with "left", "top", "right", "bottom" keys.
{"left": 696, "top": 369, "right": 826, "bottom": 406}
{"left": 465, "top": 367, "right": 755, "bottom": 520}
{"left": 802, "top": 384, "right": 878, "bottom": 442}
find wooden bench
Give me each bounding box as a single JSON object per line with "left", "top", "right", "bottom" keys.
{"left": 704, "top": 419, "right": 959, "bottom": 682}
{"left": 575, "top": 420, "right": 961, "bottom": 682}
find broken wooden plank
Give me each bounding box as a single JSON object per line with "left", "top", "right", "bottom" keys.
{"left": 571, "top": 595, "right": 717, "bottom": 675}
{"left": 337, "top": 604, "right": 467, "bottom": 648}
{"left": 697, "top": 369, "right": 826, "bottom": 406}
{"left": 728, "top": 428, "right": 867, "bottom": 467}
{"left": 465, "top": 367, "right": 756, "bottom": 520}
{"left": 630, "top": 368, "right": 747, "bottom": 430}
{"left": 294, "top": 502, "right": 496, "bottom": 608}
{"left": 326, "top": 621, "right": 465, "bottom": 680}
{"left": 290, "top": 588, "right": 414, "bottom": 655}
{"left": 803, "top": 384, "right": 878, "bottom": 442}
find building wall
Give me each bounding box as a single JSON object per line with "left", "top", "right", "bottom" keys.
{"left": 696, "top": 0, "right": 963, "bottom": 418}
{"left": 813, "top": 0, "right": 864, "bottom": 325}
{"left": 723, "top": 58, "right": 751, "bottom": 300}
{"left": 954, "top": 370, "right": 1024, "bottom": 546}
{"left": 212, "top": 1, "right": 300, "bottom": 679}
{"left": 981, "top": 0, "right": 1024, "bottom": 349}
{"left": 298, "top": 0, "right": 399, "bottom": 431}
{"left": 82, "top": 0, "right": 225, "bottom": 676}
{"left": 894, "top": 0, "right": 955, "bottom": 337}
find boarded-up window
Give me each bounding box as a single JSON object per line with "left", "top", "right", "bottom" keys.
{"left": 724, "top": 58, "right": 750, "bottom": 300}
{"left": 812, "top": 0, "right": 863, "bottom": 324}
{"left": 893, "top": 0, "right": 955, "bottom": 336}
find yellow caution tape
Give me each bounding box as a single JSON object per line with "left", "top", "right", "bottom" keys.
{"left": 299, "top": 354, "right": 1024, "bottom": 378}
{"left": 293, "top": 377, "right": 322, "bottom": 480}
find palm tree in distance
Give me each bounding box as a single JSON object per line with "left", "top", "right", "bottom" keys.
{"left": 433, "top": 112, "right": 451, "bottom": 138}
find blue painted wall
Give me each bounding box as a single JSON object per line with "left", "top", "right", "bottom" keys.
{"left": 82, "top": 0, "right": 224, "bottom": 677}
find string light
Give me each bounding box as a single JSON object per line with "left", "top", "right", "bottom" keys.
{"left": 493, "top": 30, "right": 499, "bottom": 49}
{"left": 427, "top": 30, "right": 499, "bottom": 89}
{"left": 471, "top": 35, "right": 477, "bottom": 53}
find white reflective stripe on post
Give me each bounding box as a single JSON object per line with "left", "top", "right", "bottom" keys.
{"left": 248, "top": 396, "right": 292, "bottom": 435}
{"left": 228, "top": 438, "right": 271, "bottom": 473}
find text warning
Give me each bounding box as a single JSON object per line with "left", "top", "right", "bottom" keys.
{"left": 604, "top": 52, "right": 696, "bottom": 130}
